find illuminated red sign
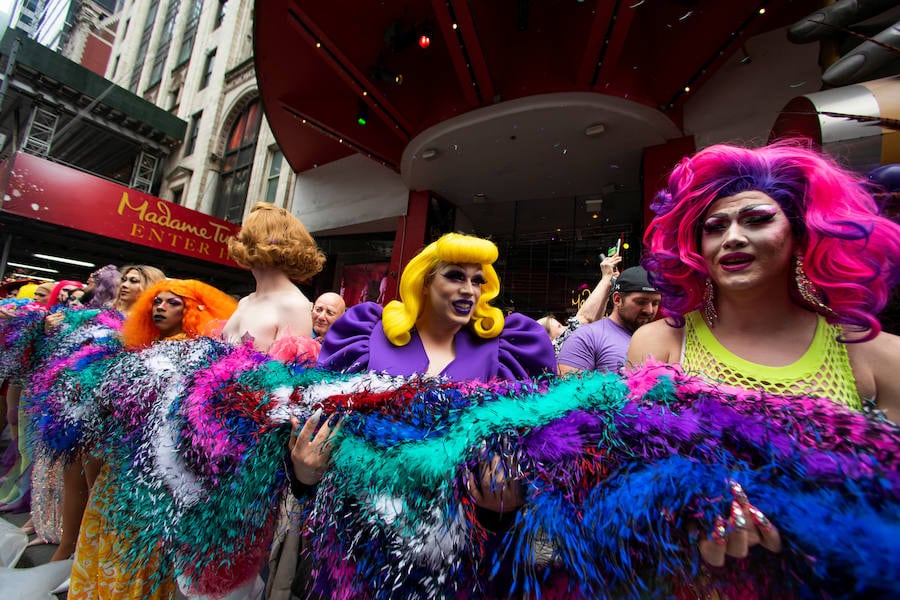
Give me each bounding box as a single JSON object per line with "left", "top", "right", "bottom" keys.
{"left": 1, "top": 152, "right": 242, "bottom": 268}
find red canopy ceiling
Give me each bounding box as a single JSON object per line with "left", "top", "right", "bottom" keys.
{"left": 254, "top": 0, "right": 818, "bottom": 174}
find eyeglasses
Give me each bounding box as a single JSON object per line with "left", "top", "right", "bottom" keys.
{"left": 152, "top": 296, "right": 184, "bottom": 308}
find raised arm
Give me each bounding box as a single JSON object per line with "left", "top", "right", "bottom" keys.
{"left": 574, "top": 254, "right": 622, "bottom": 324}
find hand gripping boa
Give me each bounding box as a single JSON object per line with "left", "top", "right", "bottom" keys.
{"left": 16, "top": 335, "right": 900, "bottom": 599}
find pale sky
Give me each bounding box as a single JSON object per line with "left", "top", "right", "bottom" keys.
{"left": 0, "top": 0, "right": 12, "bottom": 32}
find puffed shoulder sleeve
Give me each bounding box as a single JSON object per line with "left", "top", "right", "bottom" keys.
{"left": 496, "top": 313, "right": 557, "bottom": 380}
{"left": 316, "top": 302, "right": 383, "bottom": 373}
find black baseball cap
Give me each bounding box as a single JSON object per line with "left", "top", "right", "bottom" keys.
{"left": 613, "top": 266, "right": 657, "bottom": 294}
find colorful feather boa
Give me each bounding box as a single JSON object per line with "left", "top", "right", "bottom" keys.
{"left": 20, "top": 308, "right": 124, "bottom": 458}
{"left": 0, "top": 299, "right": 48, "bottom": 384}
{"left": 8, "top": 331, "right": 900, "bottom": 599}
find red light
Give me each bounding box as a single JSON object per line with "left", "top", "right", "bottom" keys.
{"left": 418, "top": 35, "right": 431, "bottom": 49}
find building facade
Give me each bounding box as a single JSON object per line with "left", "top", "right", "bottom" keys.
{"left": 58, "top": 0, "right": 120, "bottom": 76}
{"left": 104, "top": 0, "right": 292, "bottom": 223}
{"left": 9, "top": 1, "right": 120, "bottom": 75}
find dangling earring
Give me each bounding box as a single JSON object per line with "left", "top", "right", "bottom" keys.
{"left": 794, "top": 256, "right": 836, "bottom": 317}
{"left": 702, "top": 279, "right": 718, "bottom": 327}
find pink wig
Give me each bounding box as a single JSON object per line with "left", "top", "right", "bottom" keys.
{"left": 47, "top": 280, "right": 84, "bottom": 308}
{"left": 643, "top": 141, "right": 900, "bottom": 341}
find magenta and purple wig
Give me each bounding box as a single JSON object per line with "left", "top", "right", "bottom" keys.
{"left": 85, "top": 264, "right": 122, "bottom": 309}
{"left": 643, "top": 141, "right": 900, "bottom": 341}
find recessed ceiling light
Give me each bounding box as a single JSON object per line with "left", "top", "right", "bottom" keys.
{"left": 20, "top": 274, "right": 55, "bottom": 281}
{"left": 584, "top": 123, "right": 606, "bottom": 137}
{"left": 33, "top": 253, "right": 95, "bottom": 267}
{"left": 8, "top": 261, "right": 59, "bottom": 273}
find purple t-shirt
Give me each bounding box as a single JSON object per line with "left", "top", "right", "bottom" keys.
{"left": 556, "top": 318, "right": 631, "bottom": 373}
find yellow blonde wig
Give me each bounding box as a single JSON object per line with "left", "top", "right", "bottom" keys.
{"left": 382, "top": 233, "right": 504, "bottom": 346}
{"left": 16, "top": 283, "right": 38, "bottom": 299}
{"left": 228, "top": 202, "right": 326, "bottom": 281}
{"left": 123, "top": 279, "right": 238, "bottom": 349}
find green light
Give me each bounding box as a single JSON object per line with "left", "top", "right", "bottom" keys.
{"left": 357, "top": 97, "right": 369, "bottom": 125}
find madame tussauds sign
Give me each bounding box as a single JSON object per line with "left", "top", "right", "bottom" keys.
{"left": 1, "top": 152, "right": 241, "bottom": 267}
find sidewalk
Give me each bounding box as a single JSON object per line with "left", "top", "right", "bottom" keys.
{"left": 0, "top": 430, "right": 68, "bottom": 598}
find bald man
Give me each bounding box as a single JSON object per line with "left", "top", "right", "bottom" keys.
{"left": 311, "top": 292, "right": 346, "bottom": 338}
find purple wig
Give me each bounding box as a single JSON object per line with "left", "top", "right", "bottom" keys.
{"left": 86, "top": 264, "right": 122, "bottom": 309}
{"left": 643, "top": 141, "right": 900, "bottom": 340}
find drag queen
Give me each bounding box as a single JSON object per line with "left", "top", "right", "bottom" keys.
{"left": 69, "top": 279, "right": 237, "bottom": 599}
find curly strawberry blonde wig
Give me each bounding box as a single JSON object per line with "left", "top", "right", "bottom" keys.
{"left": 382, "top": 233, "right": 504, "bottom": 346}
{"left": 227, "top": 202, "right": 326, "bottom": 281}
{"left": 122, "top": 279, "right": 238, "bottom": 349}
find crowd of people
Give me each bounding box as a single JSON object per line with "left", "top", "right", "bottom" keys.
{"left": 0, "top": 141, "right": 898, "bottom": 598}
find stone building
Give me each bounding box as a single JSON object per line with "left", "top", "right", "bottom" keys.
{"left": 106, "top": 0, "right": 292, "bottom": 222}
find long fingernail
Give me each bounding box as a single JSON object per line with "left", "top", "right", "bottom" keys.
{"left": 711, "top": 515, "right": 727, "bottom": 545}
{"left": 747, "top": 504, "right": 774, "bottom": 532}
{"left": 311, "top": 408, "right": 323, "bottom": 421}
{"left": 730, "top": 500, "right": 747, "bottom": 529}
{"left": 729, "top": 480, "right": 749, "bottom": 504}
{"left": 327, "top": 413, "right": 340, "bottom": 427}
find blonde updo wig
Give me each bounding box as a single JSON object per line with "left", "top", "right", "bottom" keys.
{"left": 228, "top": 202, "right": 326, "bottom": 280}
{"left": 382, "top": 233, "right": 504, "bottom": 346}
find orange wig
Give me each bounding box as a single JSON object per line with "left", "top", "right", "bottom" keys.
{"left": 122, "top": 279, "right": 238, "bottom": 349}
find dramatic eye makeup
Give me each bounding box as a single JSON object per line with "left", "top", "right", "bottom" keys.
{"left": 702, "top": 204, "right": 778, "bottom": 233}
{"left": 440, "top": 269, "right": 485, "bottom": 286}
{"left": 152, "top": 296, "right": 184, "bottom": 308}
{"left": 741, "top": 208, "right": 778, "bottom": 224}
{"left": 702, "top": 217, "right": 727, "bottom": 233}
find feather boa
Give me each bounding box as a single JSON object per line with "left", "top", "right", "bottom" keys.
{"left": 0, "top": 299, "right": 49, "bottom": 384}
{"left": 12, "top": 332, "right": 900, "bottom": 599}
{"left": 20, "top": 308, "right": 124, "bottom": 458}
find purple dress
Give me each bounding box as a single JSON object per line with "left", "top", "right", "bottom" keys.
{"left": 317, "top": 302, "right": 556, "bottom": 380}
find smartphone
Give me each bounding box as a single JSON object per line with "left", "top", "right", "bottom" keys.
{"left": 607, "top": 238, "right": 621, "bottom": 257}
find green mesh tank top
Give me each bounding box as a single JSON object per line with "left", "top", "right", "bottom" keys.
{"left": 682, "top": 311, "right": 861, "bottom": 409}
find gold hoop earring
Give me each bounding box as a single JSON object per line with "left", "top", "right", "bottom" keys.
{"left": 702, "top": 279, "right": 718, "bottom": 327}
{"left": 794, "top": 256, "right": 836, "bottom": 317}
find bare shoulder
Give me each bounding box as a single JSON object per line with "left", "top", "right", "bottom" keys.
{"left": 844, "top": 329, "right": 900, "bottom": 375}
{"left": 626, "top": 318, "right": 684, "bottom": 366}
{"left": 846, "top": 330, "right": 900, "bottom": 420}
{"left": 270, "top": 288, "right": 313, "bottom": 338}
{"left": 277, "top": 289, "right": 312, "bottom": 310}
